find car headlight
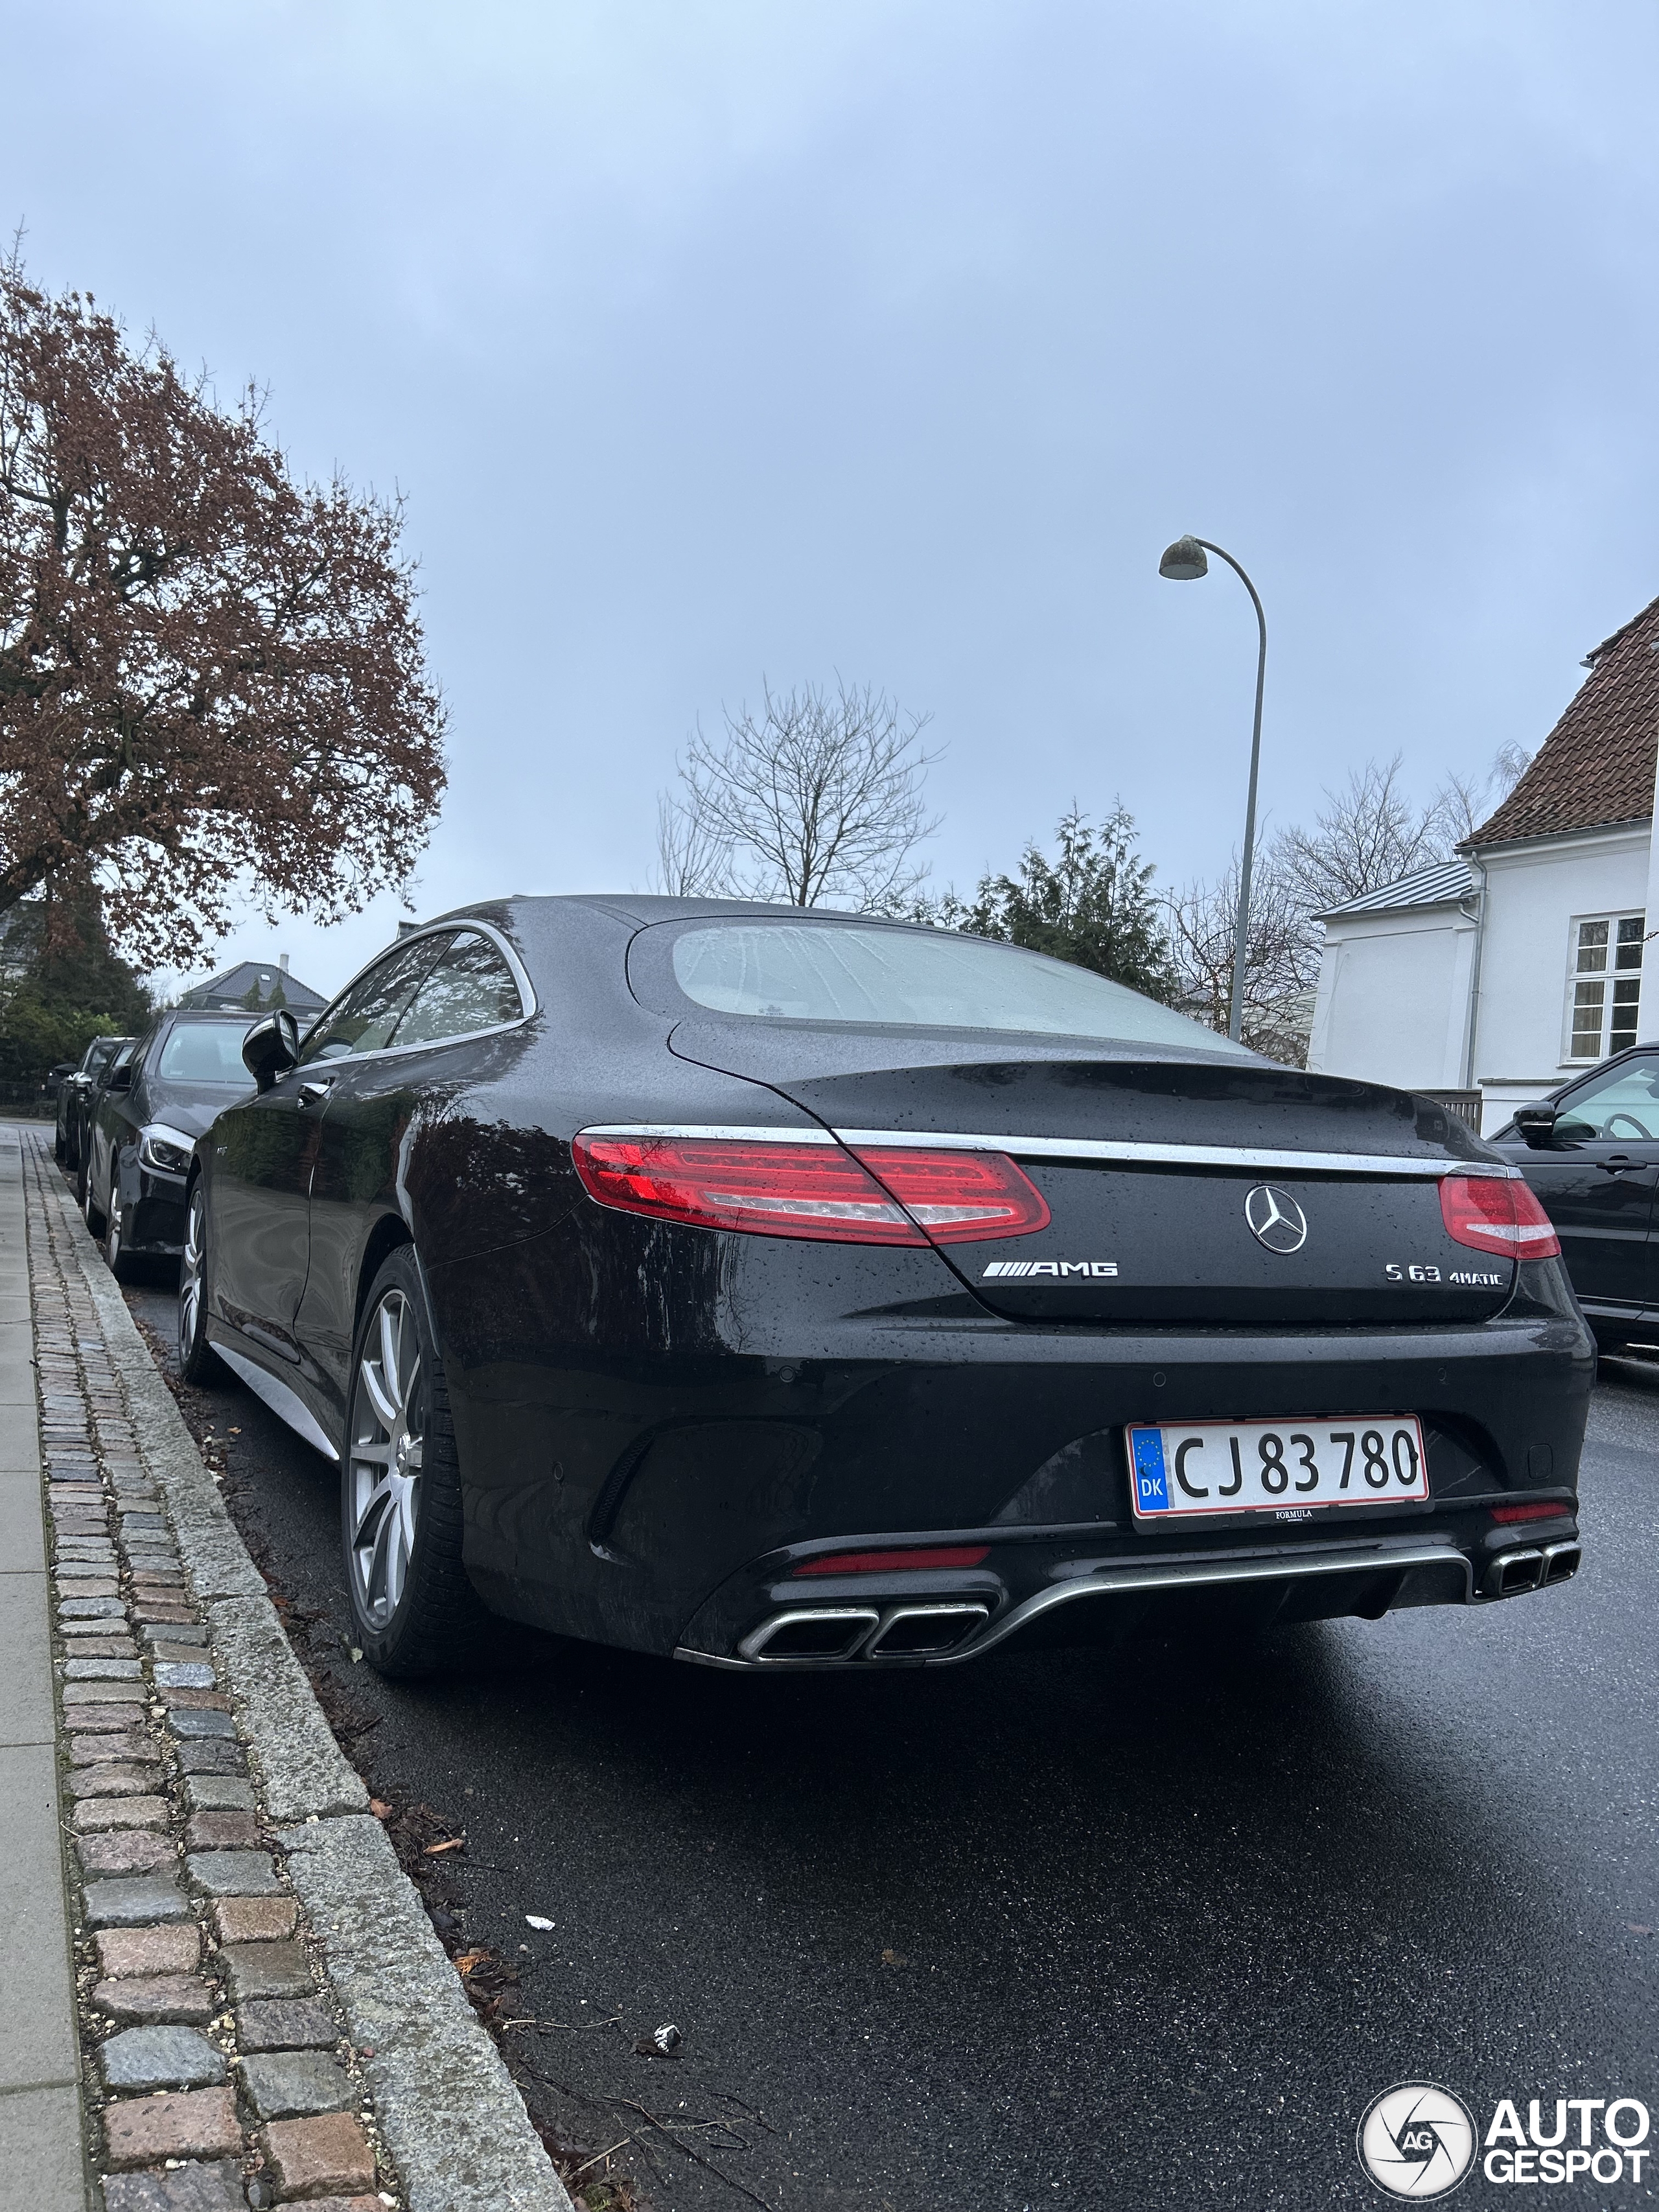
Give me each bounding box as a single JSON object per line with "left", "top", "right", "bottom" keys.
{"left": 138, "top": 1126, "right": 194, "bottom": 1176}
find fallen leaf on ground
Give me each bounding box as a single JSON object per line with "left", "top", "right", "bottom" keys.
{"left": 369, "top": 1799, "right": 392, "bottom": 1820}
{"left": 424, "top": 1836, "right": 465, "bottom": 1856}
{"left": 453, "top": 1950, "right": 488, "bottom": 1976}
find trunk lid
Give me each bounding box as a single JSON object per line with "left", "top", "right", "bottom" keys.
{"left": 669, "top": 1023, "right": 1513, "bottom": 1325}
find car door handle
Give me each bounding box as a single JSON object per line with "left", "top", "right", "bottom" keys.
{"left": 1598, "top": 1154, "right": 1651, "bottom": 1174}
{"left": 299, "top": 1078, "right": 335, "bottom": 1106}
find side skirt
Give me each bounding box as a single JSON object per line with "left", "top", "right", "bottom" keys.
{"left": 213, "top": 1336, "right": 340, "bottom": 1463}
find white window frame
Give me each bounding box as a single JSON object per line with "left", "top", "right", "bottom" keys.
{"left": 1562, "top": 909, "right": 1646, "bottom": 1064}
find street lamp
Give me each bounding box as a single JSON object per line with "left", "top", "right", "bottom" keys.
{"left": 1158, "top": 534, "right": 1267, "bottom": 1045}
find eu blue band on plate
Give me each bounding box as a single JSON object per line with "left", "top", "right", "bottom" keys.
{"left": 1131, "top": 1428, "right": 1168, "bottom": 1511}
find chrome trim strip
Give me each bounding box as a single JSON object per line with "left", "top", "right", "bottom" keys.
{"left": 578, "top": 1123, "right": 835, "bottom": 1145}
{"left": 833, "top": 1130, "right": 1511, "bottom": 1179}
{"left": 296, "top": 918, "right": 539, "bottom": 1072}
{"left": 931, "top": 1543, "right": 1473, "bottom": 1660}
{"left": 213, "top": 1340, "right": 340, "bottom": 1463}
{"left": 676, "top": 1543, "right": 1474, "bottom": 1670}
{"left": 579, "top": 1122, "right": 1509, "bottom": 1180}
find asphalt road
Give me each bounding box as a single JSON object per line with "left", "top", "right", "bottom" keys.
{"left": 119, "top": 1263, "right": 1658, "bottom": 2212}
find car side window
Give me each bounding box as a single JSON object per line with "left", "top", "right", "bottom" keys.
{"left": 300, "top": 937, "right": 455, "bottom": 1064}
{"left": 386, "top": 932, "right": 524, "bottom": 1049}
{"left": 1553, "top": 1058, "right": 1659, "bottom": 1145}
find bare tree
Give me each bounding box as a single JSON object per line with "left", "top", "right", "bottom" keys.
{"left": 1166, "top": 851, "right": 1316, "bottom": 1064}
{"left": 1273, "top": 746, "right": 1531, "bottom": 918}
{"left": 654, "top": 788, "right": 732, "bottom": 898}
{"left": 655, "top": 681, "right": 940, "bottom": 908}
{"left": 1170, "top": 745, "right": 1532, "bottom": 1065}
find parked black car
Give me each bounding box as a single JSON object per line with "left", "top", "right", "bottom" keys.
{"left": 183, "top": 896, "right": 1592, "bottom": 1681}
{"left": 84, "top": 1010, "right": 258, "bottom": 1279}
{"left": 56, "top": 1035, "right": 133, "bottom": 1171}
{"left": 1489, "top": 1047, "right": 1659, "bottom": 1353}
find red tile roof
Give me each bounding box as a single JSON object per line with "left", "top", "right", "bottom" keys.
{"left": 1466, "top": 593, "right": 1659, "bottom": 847}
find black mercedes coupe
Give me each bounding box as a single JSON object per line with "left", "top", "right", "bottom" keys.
{"left": 181, "top": 896, "right": 1592, "bottom": 1678}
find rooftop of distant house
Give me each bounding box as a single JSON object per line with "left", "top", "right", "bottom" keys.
{"left": 178, "top": 956, "right": 328, "bottom": 1014}
{"left": 1465, "top": 592, "right": 1659, "bottom": 848}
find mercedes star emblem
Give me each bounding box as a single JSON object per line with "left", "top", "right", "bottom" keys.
{"left": 1244, "top": 1183, "right": 1308, "bottom": 1254}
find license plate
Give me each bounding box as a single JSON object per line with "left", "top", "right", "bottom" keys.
{"left": 1126, "top": 1415, "right": 1430, "bottom": 1521}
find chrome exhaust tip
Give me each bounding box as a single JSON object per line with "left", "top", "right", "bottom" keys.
{"left": 1542, "top": 1540, "right": 1582, "bottom": 1586}
{"left": 1486, "top": 1548, "right": 1545, "bottom": 1598}
{"left": 738, "top": 1608, "right": 880, "bottom": 1662}
{"left": 865, "top": 1603, "right": 990, "bottom": 1660}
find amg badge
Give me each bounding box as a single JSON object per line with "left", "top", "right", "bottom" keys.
{"left": 980, "top": 1259, "right": 1119, "bottom": 1280}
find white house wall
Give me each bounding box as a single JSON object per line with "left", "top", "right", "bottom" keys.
{"left": 1471, "top": 828, "right": 1649, "bottom": 1120}
{"left": 1307, "top": 907, "right": 1474, "bottom": 1089}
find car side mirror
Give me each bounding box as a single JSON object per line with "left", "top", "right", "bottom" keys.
{"left": 1513, "top": 1103, "right": 1559, "bottom": 1150}
{"left": 106, "top": 1063, "right": 133, "bottom": 1093}
{"left": 243, "top": 1010, "right": 301, "bottom": 1093}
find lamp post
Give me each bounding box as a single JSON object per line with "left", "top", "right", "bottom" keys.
{"left": 1158, "top": 535, "right": 1267, "bottom": 1045}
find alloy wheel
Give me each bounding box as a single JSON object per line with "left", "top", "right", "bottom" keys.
{"left": 347, "top": 1288, "right": 425, "bottom": 1630}
{"left": 106, "top": 1202, "right": 122, "bottom": 1272}
{"left": 180, "top": 1189, "right": 204, "bottom": 1352}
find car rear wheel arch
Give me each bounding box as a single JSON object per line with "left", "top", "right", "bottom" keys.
{"left": 353, "top": 1213, "right": 415, "bottom": 1342}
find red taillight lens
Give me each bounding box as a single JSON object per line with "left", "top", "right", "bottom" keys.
{"left": 1491, "top": 1500, "right": 1569, "bottom": 1524}
{"left": 1439, "top": 1172, "right": 1561, "bottom": 1259}
{"left": 793, "top": 1546, "right": 991, "bottom": 1576}
{"left": 571, "top": 1135, "right": 1048, "bottom": 1246}
{"left": 846, "top": 1145, "right": 1049, "bottom": 1243}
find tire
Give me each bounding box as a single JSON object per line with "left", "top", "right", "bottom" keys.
{"left": 105, "top": 1196, "right": 137, "bottom": 1283}
{"left": 54, "top": 1127, "right": 66, "bottom": 1165}
{"left": 83, "top": 1161, "right": 106, "bottom": 1240}
{"left": 178, "top": 1179, "right": 223, "bottom": 1384}
{"left": 340, "top": 1247, "right": 486, "bottom": 1677}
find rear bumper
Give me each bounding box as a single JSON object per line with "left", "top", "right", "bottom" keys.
{"left": 676, "top": 1525, "right": 1584, "bottom": 1669}
{"left": 430, "top": 1222, "right": 1595, "bottom": 1660}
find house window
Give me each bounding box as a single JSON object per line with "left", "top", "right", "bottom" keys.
{"left": 1566, "top": 913, "right": 1645, "bottom": 1062}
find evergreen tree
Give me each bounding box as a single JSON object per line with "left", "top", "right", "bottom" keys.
{"left": 963, "top": 806, "right": 1178, "bottom": 1001}
{"left": 0, "top": 885, "right": 151, "bottom": 1085}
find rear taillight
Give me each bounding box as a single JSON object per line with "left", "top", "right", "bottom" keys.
{"left": 1439, "top": 1172, "right": 1561, "bottom": 1259}
{"left": 846, "top": 1145, "right": 1049, "bottom": 1242}
{"left": 571, "top": 1135, "right": 1049, "bottom": 1246}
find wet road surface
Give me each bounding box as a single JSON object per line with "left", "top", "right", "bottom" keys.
{"left": 121, "top": 1266, "right": 1658, "bottom": 2211}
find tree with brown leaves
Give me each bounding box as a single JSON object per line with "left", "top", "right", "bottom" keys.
{"left": 0, "top": 249, "right": 446, "bottom": 969}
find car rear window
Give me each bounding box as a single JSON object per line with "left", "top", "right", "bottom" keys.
{"left": 156, "top": 1023, "right": 254, "bottom": 1082}
{"left": 667, "top": 923, "right": 1251, "bottom": 1053}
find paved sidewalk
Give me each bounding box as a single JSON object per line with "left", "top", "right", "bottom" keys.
{"left": 1, "top": 1127, "right": 569, "bottom": 2212}
{"left": 0, "top": 1124, "right": 90, "bottom": 2209}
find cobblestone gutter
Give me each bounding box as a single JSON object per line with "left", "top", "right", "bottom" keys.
{"left": 22, "top": 1132, "right": 569, "bottom": 2212}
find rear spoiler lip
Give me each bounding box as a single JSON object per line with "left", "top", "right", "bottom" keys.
{"left": 576, "top": 1122, "right": 1514, "bottom": 1182}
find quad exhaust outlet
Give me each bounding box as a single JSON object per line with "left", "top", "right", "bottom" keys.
{"left": 739, "top": 1601, "right": 990, "bottom": 1665}
{"left": 1485, "top": 1540, "right": 1581, "bottom": 1600}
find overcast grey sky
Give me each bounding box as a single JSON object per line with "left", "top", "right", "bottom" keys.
{"left": 6, "top": 0, "right": 1658, "bottom": 997}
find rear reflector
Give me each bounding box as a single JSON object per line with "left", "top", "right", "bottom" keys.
{"left": 1491, "top": 1500, "right": 1570, "bottom": 1524}
{"left": 572, "top": 1135, "right": 1047, "bottom": 1246}
{"left": 1439, "top": 1172, "right": 1561, "bottom": 1259}
{"left": 793, "top": 1545, "right": 992, "bottom": 1577}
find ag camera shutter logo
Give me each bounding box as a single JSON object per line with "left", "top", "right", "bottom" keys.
{"left": 1358, "top": 2082, "right": 1478, "bottom": 2199}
